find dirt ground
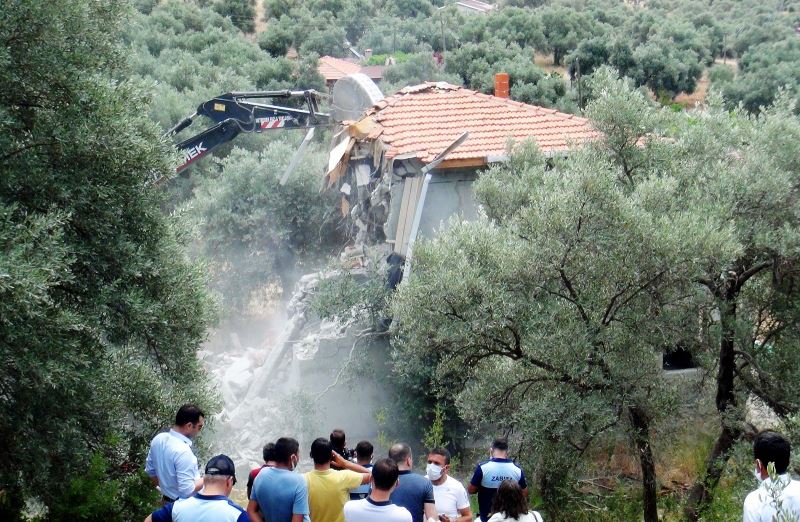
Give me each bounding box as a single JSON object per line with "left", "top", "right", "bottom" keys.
{"left": 253, "top": 0, "right": 266, "bottom": 34}
{"left": 534, "top": 52, "right": 569, "bottom": 80}
{"left": 674, "top": 69, "right": 710, "bottom": 108}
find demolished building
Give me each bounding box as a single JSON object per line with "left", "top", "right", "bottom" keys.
{"left": 325, "top": 80, "right": 600, "bottom": 263}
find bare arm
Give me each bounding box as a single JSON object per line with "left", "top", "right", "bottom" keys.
{"left": 331, "top": 452, "right": 371, "bottom": 474}
{"left": 467, "top": 484, "right": 478, "bottom": 494}
{"left": 521, "top": 487, "right": 528, "bottom": 498}
{"left": 247, "top": 500, "right": 264, "bottom": 522}
{"left": 144, "top": 516, "right": 153, "bottom": 522}
{"left": 291, "top": 515, "right": 304, "bottom": 522}
{"left": 424, "top": 502, "right": 438, "bottom": 520}
{"left": 455, "top": 506, "right": 473, "bottom": 522}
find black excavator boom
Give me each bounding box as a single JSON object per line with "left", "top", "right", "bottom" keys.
{"left": 157, "top": 90, "right": 331, "bottom": 182}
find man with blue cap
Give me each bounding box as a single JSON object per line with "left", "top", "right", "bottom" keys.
{"left": 145, "top": 454, "right": 249, "bottom": 522}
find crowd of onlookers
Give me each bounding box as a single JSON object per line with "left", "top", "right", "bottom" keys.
{"left": 143, "top": 404, "right": 800, "bottom": 522}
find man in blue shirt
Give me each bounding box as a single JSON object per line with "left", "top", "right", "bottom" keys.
{"left": 388, "top": 442, "right": 437, "bottom": 522}
{"left": 349, "top": 441, "right": 374, "bottom": 500}
{"left": 248, "top": 437, "right": 309, "bottom": 522}
{"left": 468, "top": 437, "right": 527, "bottom": 522}
{"left": 145, "top": 454, "right": 249, "bottom": 522}
{"left": 145, "top": 404, "right": 205, "bottom": 502}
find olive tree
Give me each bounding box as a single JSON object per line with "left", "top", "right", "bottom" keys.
{"left": 679, "top": 92, "right": 800, "bottom": 519}
{"left": 1, "top": 0, "right": 216, "bottom": 517}
{"left": 189, "top": 143, "right": 340, "bottom": 310}
{"left": 390, "top": 72, "right": 736, "bottom": 521}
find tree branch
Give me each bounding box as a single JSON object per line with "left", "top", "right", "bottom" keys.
{"left": 736, "top": 261, "right": 772, "bottom": 290}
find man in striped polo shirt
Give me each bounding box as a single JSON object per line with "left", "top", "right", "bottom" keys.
{"left": 145, "top": 455, "right": 249, "bottom": 522}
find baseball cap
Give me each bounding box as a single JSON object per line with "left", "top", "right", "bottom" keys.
{"left": 205, "top": 454, "right": 237, "bottom": 483}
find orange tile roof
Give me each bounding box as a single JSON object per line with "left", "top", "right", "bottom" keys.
{"left": 318, "top": 56, "right": 361, "bottom": 81}
{"left": 361, "top": 82, "right": 599, "bottom": 165}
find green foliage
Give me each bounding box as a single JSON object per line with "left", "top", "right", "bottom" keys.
{"left": 539, "top": 5, "right": 600, "bottom": 65}
{"left": 708, "top": 63, "right": 735, "bottom": 85}
{"left": 299, "top": 24, "right": 347, "bottom": 57}
{"left": 724, "top": 39, "right": 800, "bottom": 113}
{"left": 214, "top": 0, "right": 256, "bottom": 33}
{"left": 421, "top": 403, "right": 448, "bottom": 450}
{"left": 389, "top": 67, "right": 800, "bottom": 519}
{"left": 46, "top": 453, "right": 160, "bottom": 521}
{"left": 391, "top": 71, "right": 732, "bottom": 513}
{"left": 48, "top": 454, "right": 121, "bottom": 520}
{"left": 366, "top": 52, "right": 416, "bottom": 66}
{"left": 311, "top": 268, "right": 391, "bottom": 329}
{"left": 630, "top": 36, "right": 704, "bottom": 99}
{"left": 190, "top": 144, "right": 338, "bottom": 309}
{"left": 0, "top": 0, "right": 217, "bottom": 516}
{"left": 263, "top": 0, "right": 298, "bottom": 19}
{"left": 236, "top": 0, "right": 800, "bottom": 112}
{"left": 381, "top": 53, "right": 462, "bottom": 93}
{"left": 257, "top": 15, "right": 294, "bottom": 56}
{"left": 387, "top": 0, "right": 434, "bottom": 18}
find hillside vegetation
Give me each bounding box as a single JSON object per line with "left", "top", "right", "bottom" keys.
{"left": 2, "top": 0, "right": 800, "bottom": 520}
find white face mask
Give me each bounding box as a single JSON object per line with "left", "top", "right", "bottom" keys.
{"left": 426, "top": 463, "right": 443, "bottom": 481}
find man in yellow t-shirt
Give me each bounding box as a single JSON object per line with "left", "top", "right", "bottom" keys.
{"left": 305, "top": 437, "right": 371, "bottom": 522}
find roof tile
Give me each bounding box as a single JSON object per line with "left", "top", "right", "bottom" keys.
{"left": 318, "top": 56, "right": 361, "bottom": 81}
{"left": 361, "top": 83, "right": 598, "bottom": 163}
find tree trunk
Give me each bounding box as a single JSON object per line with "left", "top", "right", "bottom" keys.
{"left": 683, "top": 423, "right": 740, "bottom": 521}
{"left": 629, "top": 405, "right": 659, "bottom": 522}
{"left": 684, "top": 294, "right": 741, "bottom": 521}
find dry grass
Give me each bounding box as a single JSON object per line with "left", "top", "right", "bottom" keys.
{"left": 253, "top": 0, "right": 267, "bottom": 34}
{"left": 674, "top": 69, "right": 710, "bottom": 108}
{"left": 534, "top": 52, "right": 569, "bottom": 79}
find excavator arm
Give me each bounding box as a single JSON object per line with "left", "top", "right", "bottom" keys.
{"left": 158, "top": 90, "right": 331, "bottom": 182}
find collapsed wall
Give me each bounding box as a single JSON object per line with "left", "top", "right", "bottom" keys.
{"left": 203, "top": 271, "right": 391, "bottom": 480}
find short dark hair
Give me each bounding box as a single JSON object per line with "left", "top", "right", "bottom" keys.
{"left": 274, "top": 437, "right": 300, "bottom": 464}
{"left": 388, "top": 443, "right": 411, "bottom": 465}
{"left": 175, "top": 404, "right": 204, "bottom": 426}
{"left": 754, "top": 431, "right": 791, "bottom": 474}
{"left": 372, "top": 458, "right": 399, "bottom": 490}
{"left": 492, "top": 437, "right": 509, "bottom": 452}
{"left": 355, "top": 440, "right": 374, "bottom": 460}
{"left": 490, "top": 480, "right": 528, "bottom": 519}
{"left": 429, "top": 447, "right": 451, "bottom": 465}
{"left": 262, "top": 442, "right": 276, "bottom": 463}
{"left": 311, "top": 437, "right": 333, "bottom": 465}
{"left": 330, "top": 429, "right": 346, "bottom": 451}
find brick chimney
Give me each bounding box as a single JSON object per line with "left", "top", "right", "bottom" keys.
{"left": 494, "top": 73, "right": 509, "bottom": 98}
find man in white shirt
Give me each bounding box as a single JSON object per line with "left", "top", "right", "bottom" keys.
{"left": 426, "top": 448, "right": 472, "bottom": 522}
{"left": 145, "top": 404, "right": 205, "bottom": 502}
{"left": 743, "top": 430, "right": 800, "bottom": 522}
{"left": 344, "top": 458, "right": 412, "bottom": 522}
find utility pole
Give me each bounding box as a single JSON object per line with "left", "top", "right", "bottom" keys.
{"left": 440, "top": 15, "right": 446, "bottom": 68}
{"left": 576, "top": 58, "right": 583, "bottom": 109}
